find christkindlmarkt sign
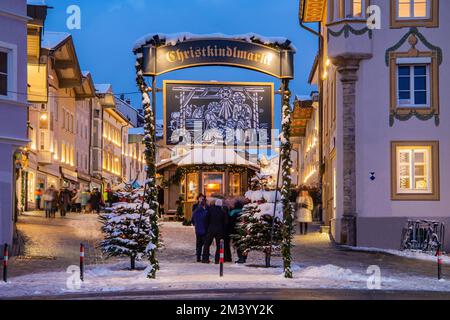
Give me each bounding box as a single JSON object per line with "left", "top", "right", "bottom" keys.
{"left": 164, "top": 80, "right": 274, "bottom": 146}
{"left": 135, "top": 34, "right": 295, "bottom": 79}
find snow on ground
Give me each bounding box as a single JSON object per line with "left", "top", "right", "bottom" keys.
{"left": 2, "top": 222, "right": 450, "bottom": 298}
{"left": 343, "top": 245, "right": 450, "bottom": 265}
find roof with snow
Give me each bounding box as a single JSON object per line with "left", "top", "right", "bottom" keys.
{"left": 133, "top": 32, "right": 296, "bottom": 52}
{"left": 41, "top": 32, "right": 71, "bottom": 50}
{"left": 94, "top": 84, "right": 112, "bottom": 94}
{"left": 157, "top": 148, "right": 260, "bottom": 171}
{"left": 27, "top": 0, "right": 47, "bottom": 6}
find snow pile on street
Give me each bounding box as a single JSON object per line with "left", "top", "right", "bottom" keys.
{"left": 133, "top": 32, "right": 296, "bottom": 52}
{"left": 344, "top": 246, "right": 450, "bottom": 265}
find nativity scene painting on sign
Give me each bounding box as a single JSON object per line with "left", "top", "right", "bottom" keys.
{"left": 164, "top": 81, "right": 274, "bottom": 146}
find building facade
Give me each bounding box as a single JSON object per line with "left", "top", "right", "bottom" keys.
{"left": 301, "top": 0, "right": 450, "bottom": 249}
{"left": 0, "top": 0, "right": 28, "bottom": 246}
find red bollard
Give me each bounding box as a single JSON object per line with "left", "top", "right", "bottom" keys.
{"left": 80, "top": 243, "right": 84, "bottom": 282}
{"left": 436, "top": 245, "right": 443, "bottom": 280}
{"left": 219, "top": 239, "right": 224, "bottom": 277}
{"left": 3, "top": 244, "right": 8, "bottom": 283}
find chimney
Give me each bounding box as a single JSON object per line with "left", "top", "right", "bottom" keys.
{"left": 126, "top": 98, "right": 131, "bottom": 105}
{"left": 120, "top": 94, "right": 125, "bottom": 101}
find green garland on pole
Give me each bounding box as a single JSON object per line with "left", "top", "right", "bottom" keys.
{"left": 280, "top": 83, "right": 294, "bottom": 278}
{"left": 135, "top": 56, "right": 160, "bottom": 279}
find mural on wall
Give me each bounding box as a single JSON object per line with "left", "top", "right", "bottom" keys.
{"left": 164, "top": 81, "right": 274, "bottom": 146}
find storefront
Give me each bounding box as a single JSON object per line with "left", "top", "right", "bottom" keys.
{"left": 157, "top": 148, "right": 259, "bottom": 220}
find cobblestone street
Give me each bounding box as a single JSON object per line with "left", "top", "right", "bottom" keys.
{"left": 10, "top": 211, "right": 107, "bottom": 277}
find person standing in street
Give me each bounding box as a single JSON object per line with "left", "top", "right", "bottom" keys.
{"left": 90, "top": 187, "right": 102, "bottom": 214}
{"left": 202, "top": 198, "right": 228, "bottom": 264}
{"left": 296, "top": 190, "right": 314, "bottom": 235}
{"left": 191, "top": 197, "right": 209, "bottom": 262}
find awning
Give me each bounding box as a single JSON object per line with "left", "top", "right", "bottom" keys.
{"left": 77, "top": 172, "right": 91, "bottom": 183}
{"left": 60, "top": 167, "right": 78, "bottom": 182}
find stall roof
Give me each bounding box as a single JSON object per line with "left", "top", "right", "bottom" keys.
{"left": 157, "top": 148, "right": 260, "bottom": 171}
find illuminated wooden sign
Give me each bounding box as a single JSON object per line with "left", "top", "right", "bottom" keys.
{"left": 164, "top": 80, "right": 274, "bottom": 146}
{"left": 301, "top": 0, "right": 326, "bottom": 23}
{"left": 140, "top": 37, "right": 294, "bottom": 79}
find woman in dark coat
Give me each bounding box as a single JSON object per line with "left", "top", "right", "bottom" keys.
{"left": 202, "top": 199, "right": 229, "bottom": 264}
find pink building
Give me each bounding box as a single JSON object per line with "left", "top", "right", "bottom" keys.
{"left": 301, "top": 0, "right": 450, "bottom": 250}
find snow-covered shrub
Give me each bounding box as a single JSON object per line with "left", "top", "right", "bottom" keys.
{"left": 99, "top": 188, "right": 156, "bottom": 270}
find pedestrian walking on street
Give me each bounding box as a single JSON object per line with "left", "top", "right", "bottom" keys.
{"left": 202, "top": 198, "right": 228, "bottom": 264}
{"left": 35, "top": 185, "right": 43, "bottom": 211}
{"left": 59, "top": 188, "right": 71, "bottom": 217}
{"left": 296, "top": 190, "right": 314, "bottom": 235}
{"left": 72, "top": 188, "right": 82, "bottom": 213}
{"left": 43, "top": 185, "right": 56, "bottom": 218}
{"left": 80, "top": 188, "right": 90, "bottom": 213}
{"left": 191, "top": 197, "right": 209, "bottom": 262}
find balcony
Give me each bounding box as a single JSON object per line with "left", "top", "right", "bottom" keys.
{"left": 37, "top": 150, "right": 53, "bottom": 165}
{"left": 327, "top": 20, "right": 373, "bottom": 59}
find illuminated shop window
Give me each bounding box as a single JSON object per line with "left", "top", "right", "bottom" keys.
{"left": 203, "top": 173, "right": 224, "bottom": 198}
{"left": 186, "top": 173, "right": 199, "bottom": 202}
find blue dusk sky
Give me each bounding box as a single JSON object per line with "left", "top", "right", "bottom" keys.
{"left": 43, "top": 0, "right": 318, "bottom": 125}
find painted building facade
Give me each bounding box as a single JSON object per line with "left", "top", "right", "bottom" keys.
{"left": 0, "top": 0, "right": 28, "bottom": 246}
{"left": 300, "top": 0, "right": 450, "bottom": 249}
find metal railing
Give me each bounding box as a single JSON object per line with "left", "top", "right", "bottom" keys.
{"left": 401, "top": 220, "right": 445, "bottom": 253}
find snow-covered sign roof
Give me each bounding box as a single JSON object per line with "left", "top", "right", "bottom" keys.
{"left": 41, "top": 32, "right": 70, "bottom": 50}
{"left": 133, "top": 32, "right": 296, "bottom": 52}
{"left": 157, "top": 148, "right": 260, "bottom": 170}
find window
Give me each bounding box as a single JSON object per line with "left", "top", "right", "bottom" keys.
{"left": 203, "top": 173, "right": 224, "bottom": 198}
{"left": 0, "top": 51, "right": 7, "bottom": 96}
{"left": 389, "top": 52, "right": 438, "bottom": 119}
{"left": 186, "top": 173, "right": 199, "bottom": 202}
{"left": 397, "top": 64, "right": 429, "bottom": 107}
{"left": 229, "top": 173, "right": 241, "bottom": 196}
{"left": 398, "top": 0, "right": 428, "bottom": 18}
{"left": 391, "top": 0, "right": 438, "bottom": 28}
{"left": 391, "top": 141, "right": 439, "bottom": 200}
{"left": 352, "top": 0, "right": 364, "bottom": 17}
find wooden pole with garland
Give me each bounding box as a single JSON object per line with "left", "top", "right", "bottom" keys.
{"left": 135, "top": 57, "right": 160, "bottom": 279}
{"left": 280, "top": 79, "right": 294, "bottom": 278}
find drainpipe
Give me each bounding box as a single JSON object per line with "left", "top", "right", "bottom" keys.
{"left": 299, "top": 2, "right": 325, "bottom": 220}
{"left": 120, "top": 122, "right": 130, "bottom": 182}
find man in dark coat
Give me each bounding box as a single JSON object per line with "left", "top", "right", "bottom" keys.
{"left": 191, "top": 197, "right": 208, "bottom": 262}
{"left": 90, "top": 188, "right": 102, "bottom": 213}
{"left": 58, "top": 188, "right": 71, "bottom": 217}
{"left": 202, "top": 199, "right": 229, "bottom": 264}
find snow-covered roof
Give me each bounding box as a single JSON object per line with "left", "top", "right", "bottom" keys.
{"left": 95, "top": 84, "right": 112, "bottom": 94}
{"left": 128, "top": 127, "right": 144, "bottom": 135}
{"left": 157, "top": 148, "right": 260, "bottom": 170}
{"left": 133, "top": 32, "right": 296, "bottom": 52}
{"left": 41, "top": 32, "right": 70, "bottom": 50}
{"left": 27, "top": 0, "right": 47, "bottom": 6}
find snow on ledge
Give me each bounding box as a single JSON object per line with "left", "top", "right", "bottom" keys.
{"left": 133, "top": 32, "right": 296, "bottom": 52}
{"left": 342, "top": 245, "right": 450, "bottom": 265}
